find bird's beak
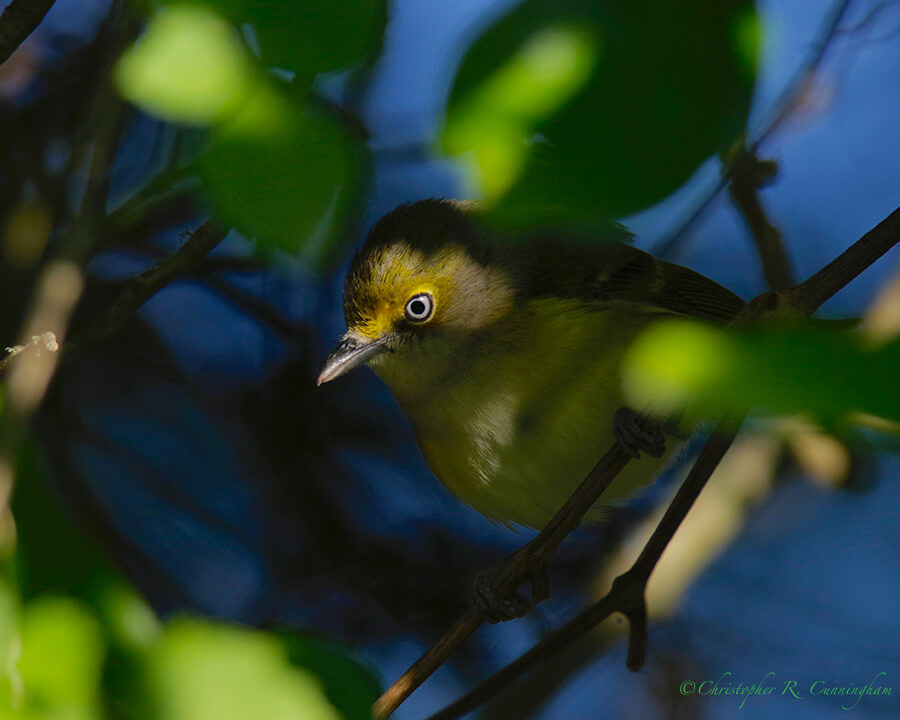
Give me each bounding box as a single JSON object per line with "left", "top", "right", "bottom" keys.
{"left": 317, "top": 334, "right": 390, "bottom": 386}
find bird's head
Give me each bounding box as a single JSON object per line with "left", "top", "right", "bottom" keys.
{"left": 317, "top": 199, "right": 516, "bottom": 385}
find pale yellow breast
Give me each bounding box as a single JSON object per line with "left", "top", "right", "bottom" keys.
{"left": 373, "top": 298, "right": 675, "bottom": 529}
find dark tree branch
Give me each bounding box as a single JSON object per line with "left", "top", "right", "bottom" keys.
{"left": 93, "top": 220, "right": 226, "bottom": 342}
{"left": 0, "top": 0, "right": 56, "bottom": 65}
{"left": 793, "top": 204, "right": 900, "bottom": 314}
{"left": 728, "top": 150, "right": 795, "bottom": 290}
{"left": 426, "top": 428, "right": 740, "bottom": 720}
{"left": 379, "top": 201, "right": 900, "bottom": 719}
{"left": 372, "top": 434, "right": 641, "bottom": 719}
{"left": 655, "top": 0, "right": 853, "bottom": 260}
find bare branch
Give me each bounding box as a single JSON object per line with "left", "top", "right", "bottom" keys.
{"left": 727, "top": 150, "right": 794, "bottom": 290}
{"left": 793, "top": 204, "right": 900, "bottom": 314}
{"left": 92, "top": 220, "right": 226, "bottom": 342}
{"left": 655, "top": 0, "right": 854, "bottom": 259}
{"left": 0, "top": 0, "right": 56, "bottom": 66}
{"left": 425, "top": 429, "right": 739, "bottom": 720}
{"left": 372, "top": 430, "right": 642, "bottom": 719}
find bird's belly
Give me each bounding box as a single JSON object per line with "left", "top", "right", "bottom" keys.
{"left": 409, "top": 304, "right": 673, "bottom": 528}
{"left": 418, "top": 381, "right": 671, "bottom": 528}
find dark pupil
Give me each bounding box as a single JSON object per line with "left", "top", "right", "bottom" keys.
{"left": 409, "top": 299, "right": 427, "bottom": 317}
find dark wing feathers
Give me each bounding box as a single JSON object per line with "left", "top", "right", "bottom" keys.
{"left": 519, "top": 237, "right": 745, "bottom": 324}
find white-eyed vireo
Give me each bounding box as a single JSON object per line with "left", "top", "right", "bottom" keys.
{"left": 318, "top": 199, "right": 744, "bottom": 529}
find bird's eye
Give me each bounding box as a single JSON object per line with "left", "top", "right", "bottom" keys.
{"left": 404, "top": 292, "right": 435, "bottom": 323}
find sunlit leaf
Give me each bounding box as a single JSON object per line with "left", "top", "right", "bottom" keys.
{"left": 115, "top": 5, "right": 255, "bottom": 125}
{"left": 443, "top": 24, "right": 598, "bottom": 200}
{"left": 162, "top": 0, "right": 386, "bottom": 77}
{"left": 623, "top": 320, "right": 900, "bottom": 426}
{"left": 99, "top": 584, "right": 160, "bottom": 653}
{"left": 151, "top": 619, "right": 341, "bottom": 720}
{"left": 443, "top": 0, "right": 757, "bottom": 231}
{"left": 0, "top": 580, "right": 22, "bottom": 713}
{"left": 17, "top": 597, "right": 105, "bottom": 718}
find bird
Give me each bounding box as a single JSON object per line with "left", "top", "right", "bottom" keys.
{"left": 317, "top": 198, "right": 745, "bottom": 531}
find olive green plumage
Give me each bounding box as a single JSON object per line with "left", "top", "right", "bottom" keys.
{"left": 320, "top": 198, "right": 744, "bottom": 528}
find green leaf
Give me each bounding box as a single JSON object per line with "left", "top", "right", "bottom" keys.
{"left": 150, "top": 619, "right": 342, "bottom": 720}
{"left": 279, "top": 633, "right": 380, "bottom": 720}
{"left": 17, "top": 597, "right": 106, "bottom": 718}
{"left": 167, "top": 0, "right": 387, "bottom": 77}
{"left": 115, "top": 5, "right": 256, "bottom": 125}
{"left": 0, "top": 580, "right": 22, "bottom": 713}
{"left": 623, "top": 320, "right": 900, "bottom": 426}
{"left": 198, "top": 92, "right": 363, "bottom": 263}
{"left": 442, "top": 0, "right": 757, "bottom": 231}
{"left": 247, "top": 0, "right": 386, "bottom": 77}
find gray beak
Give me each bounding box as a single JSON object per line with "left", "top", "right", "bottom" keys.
{"left": 317, "top": 334, "right": 390, "bottom": 385}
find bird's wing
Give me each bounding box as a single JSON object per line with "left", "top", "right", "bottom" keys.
{"left": 519, "top": 237, "right": 745, "bottom": 324}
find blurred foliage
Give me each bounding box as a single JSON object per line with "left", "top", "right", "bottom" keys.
{"left": 114, "top": 6, "right": 253, "bottom": 126}
{"left": 0, "top": 441, "right": 380, "bottom": 720}
{"left": 115, "top": 1, "right": 382, "bottom": 266}
{"left": 442, "top": 0, "right": 758, "bottom": 232}
{"left": 159, "top": 0, "right": 386, "bottom": 80}
{"left": 623, "top": 319, "right": 900, "bottom": 431}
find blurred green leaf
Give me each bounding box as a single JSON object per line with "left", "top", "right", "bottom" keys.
{"left": 116, "top": 4, "right": 369, "bottom": 264}
{"left": 623, "top": 320, "right": 900, "bottom": 426}
{"left": 244, "top": 0, "right": 386, "bottom": 78}
{"left": 150, "top": 619, "right": 342, "bottom": 720}
{"left": 115, "top": 5, "right": 255, "bottom": 125}
{"left": 442, "top": 0, "right": 757, "bottom": 231}
{"left": 0, "top": 580, "right": 22, "bottom": 714}
{"left": 443, "top": 24, "right": 598, "bottom": 201}
{"left": 16, "top": 597, "right": 105, "bottom": 720}
{"left": 164, "top": 0, "right": 386, "bottom": 77}
{"left": 279, "top": 633, "right": 380, "bottom": 720}
{"left": 199, "top": 97, "right": 363, "bottom": 263}
{"left": 11, "top": 441, "right": 118, "bottom": 605}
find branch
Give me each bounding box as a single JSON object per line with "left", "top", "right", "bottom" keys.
{"left": 92, "top": 220, "right": 226, "bottom": 342}
{"left": 727, "top": 150, "right": 794, "bottom": 290}
{"left": 793, "top": 204, "right": 900, "bottom": 314}
{"left": 0, "top": 331, "right": 58, "bottom": 375}
{"left": 0, "top": 0, "right": 56, "bottom": 66}
{"left": 421, "top": 202, "right": 900, "bottom": 720}
{"left": 655, "top": 0, "right": 853, "bottom": 259}
{"left": 426, "top": 429, "right": 739, "bottom": 720}
{"left": 372, "top": 438, "right": 640, "bottom": 718}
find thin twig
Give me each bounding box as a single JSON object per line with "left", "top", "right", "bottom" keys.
{"left": 655, "top": 0, "right": 854, "bottom": 259}
{"left": 372, "top": 440, "right": 639, "bottom": 718}
{"left": 93, "top": 220, "right": 226, "bottom": 341}
{"left": 727, "top": 150, "right": 794, "bottom": 290}
{"left": 426, "top": 430, "right": 739, "bottom": 720}
{"left": 792, "top": 204, "right": 900, "bottom": 314}
{"left": 421, "top": 202, "right": 900, "bottom": 720}
{"left": 0, "top": 0, "right": 57, "bottom": 65}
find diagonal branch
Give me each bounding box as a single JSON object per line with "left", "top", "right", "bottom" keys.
{"left": 655, "top": 0, "right": 854, "bottom": 260}
{"left": 372, "top": 438, "right": 640, "bottom": 718}
{"left": 0, "top": 0, "right": 56, "bottom": 65}
{"left": 426, "top": 429, "right": 740, "bottom": 720}
{"left": 91, "top": 220, "right": 226, "bottom": 342}
{"left": 420, "top": 202, "right": 900, "bottom": 720}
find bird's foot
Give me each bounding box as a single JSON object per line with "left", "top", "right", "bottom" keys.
{"left": 613, "top": 407, "right": 667, "bottom": 459}
{"left": 469, "top": 557, "right": 550, "bottom": 624}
